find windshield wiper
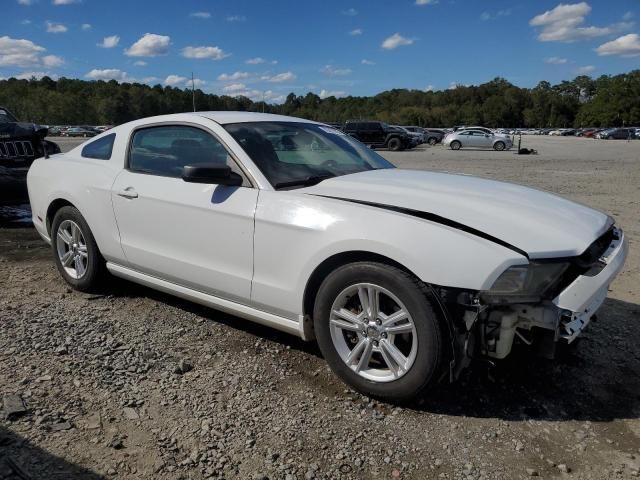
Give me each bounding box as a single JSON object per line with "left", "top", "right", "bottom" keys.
{"left": 274, "top": 174, "right": 336, "bottom": 190}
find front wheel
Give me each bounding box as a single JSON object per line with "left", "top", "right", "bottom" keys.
{"left": 314, "top": 262, "right": 443, "bottom": 403}
{"left": 387, "top": 138, "right": 402, "bottom": 152}
{"left": 494, "top": 141, "right": 506, "bottom": 151}
{"left": 450, "top": 140, "right": 461, "bottom": 150}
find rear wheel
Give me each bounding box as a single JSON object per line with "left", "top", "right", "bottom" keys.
{"left": 52, "top": 206, "right": 105, "bottom": 292}
{"left": 450, "top": 140, "right": 461, "bottom": 150}
{"left": 387, "top": 138, "right": 402, "bottom": 152}
{"left": 427, "top": 137, "right": 438, "bottom": 146}
{"left": 494, "top": 141, "right": 506, "bottom": 151}
{"left": 314, "top": 262, "right": 443, "bottom": 403}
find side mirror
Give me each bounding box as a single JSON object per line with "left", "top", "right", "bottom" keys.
{"left": 182, "top": 163, "right": 243, "bottom": 186}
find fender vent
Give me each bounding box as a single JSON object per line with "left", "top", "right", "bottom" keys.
{"left": 0, "top": 140, "right": 35, "bottom": 159}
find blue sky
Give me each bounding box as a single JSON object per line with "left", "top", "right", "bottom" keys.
{"left": 2, "top": 0, "right": 640, "bottom": 102}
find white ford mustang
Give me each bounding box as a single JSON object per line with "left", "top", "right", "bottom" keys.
{"left": 27, "top": 112, "right": 628, "bottom": 402}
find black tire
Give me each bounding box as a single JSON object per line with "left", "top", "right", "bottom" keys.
{"left": 51, "top": 206, "right": 105, "bottom": 292}
{"left": 387, "top": 137, "right": 402, "bottom": 152}
{"left": 313, "top": 262, "right": 443, "bottom": 403}
{"left": 493, "top": 141, "right": 506, "bottom": 151}
{"left": 450, "top": 140, "right": 461, "bottom": 150}
{"left": 427, "top": 137, "right": 438, "bottom": 146}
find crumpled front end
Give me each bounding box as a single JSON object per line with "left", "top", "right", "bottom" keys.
{"left": 480, "top": 226, "right": 628, "bottom": 360}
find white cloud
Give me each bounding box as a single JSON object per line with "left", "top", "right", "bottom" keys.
{"left": 349, "top": 28, "right": 363, "bottom": 36}
{"left": 529, "top": 2, "right": 611, "bottom": 42}
{"left": 190, "top": 11, "right": 211, "bottom": 19}
{"left": 182, "top": 46, "right": 229, "bottom": 60}
{"left": 133, "top": 60, "right": 147, "bottom": 66}
{"left": 222, "top": 87, "right": 284, "bottom": 103}
{"left": 98, "top": 35, "right": 120, "bottom": 48}
{"left": 191, "top": 79, "right": 206, "bottom": 88}
{"left": 319, "top": 89, "right": 347, "bottom": 99}
{"left": 425, "top": 84, "right": 434, "bottom": 92}
{"left": 223, "top": 83, "right": 247, "bottom": 93}
{"left": 264, "top": 71, "right": 296, "bottom": 82}
{"left": 415, "top": 0, "right": 437, "bottom": 4}
{"left": 21, "top": 19, "right": 32, "bottom": 24}
{"left": 481, "top": 9, "right": 510, "bottom": 21}
{"left": 18, "top": 0, "right": 34, "bottom": 5}
{"left": 0, "top": 36, "right": 44, "bottom": 66}
{"left": 53, "top": 0, "right": 81, "bottom": 4}
{"left": 46, "top": 22, "right": 67, "bottom": 33}
{"left": 86, "top": 68, "right": 128, "bottom": 81}
{"left": 382, "top": 33, "right": 414, "bottom": 49}
{"left": 125, "top": 33, "right": 171, "bottom": 57}
{"left": 545, "top": 56, "right": 568, "bottom": 64}
{"left": 81, "top": 23, "right": 91, "bottom": 31}
{"left": 218, "top": 71, "right": 249, "bottom": 81}
{"left": 0, "top": 36, "right": 64, "bottom": 69}
{"left": 361, "top": 59, "right": 376, "bottom": 65}
{"left": 576, "top": 65, "right": 595, "bottom": 74}
{"left": 164, "top": 74, "right": 188, "bottom": 86}
{"left": 342, "top": 8, "right": 357, "bottom": 16}
{"left": 622, "top": 11, "right": 634, "bottom": 21}
{"left": 246, "top": 57, "right": 266, "bottom": 64}
{"left": 13, "top": 71, "right": 59, "bottom": 80}
{"left": 596, "top": 33, "right": 640, "bottom": 57}
{"left": 42, "top": 54, "right": 64, "bottom": 67}
{"left": 140, "top": 76, "right": 159, "bottom": 84}
{"left": 321, "top": 65, "right": 352, "bottom": 76}
{"left": 226, "top": 15, "right": 246, "bottom": 22}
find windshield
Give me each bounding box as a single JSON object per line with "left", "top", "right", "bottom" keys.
{"left": 0, "top": 108, "right": 18, "bottom": 124}
{"left": 223, "top": 121, "right": 395, "bottom": 189}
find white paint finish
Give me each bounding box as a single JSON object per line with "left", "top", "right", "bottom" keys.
{"left": 302, "top": 168, "right": 611, "bottom": 258}
{"left": 112, "top": 171, "right": 258, "bottom": 302}
{"left": 26, "top": 112, "right": 626, "bottom": 341}
{"left": 553, "top": 229, "right": 628, "bottom": 313}
{"left": 250, "top": 190, "right": 526, "bottom": 318}
{"left": 106, "top": 262, "right": 302, "bottom": 337}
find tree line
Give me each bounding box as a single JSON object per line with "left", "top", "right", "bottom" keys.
{"left": 1, "top": 70, "right": 639, "bottom": 128}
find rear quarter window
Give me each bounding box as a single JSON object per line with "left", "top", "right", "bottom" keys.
{"left": 81, "top": 133, "right": 116, "bottom": 160}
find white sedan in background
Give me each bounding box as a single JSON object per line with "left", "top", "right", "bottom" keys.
{"left": 443, "top": 128, "right": 513, "bottom": 151}
{"left": 27, "top": 112, "right": 627, "bottom": 402}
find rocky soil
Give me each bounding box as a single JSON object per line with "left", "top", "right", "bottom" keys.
{"left": 1, "top": 137, "right": 639, "bottom": 479}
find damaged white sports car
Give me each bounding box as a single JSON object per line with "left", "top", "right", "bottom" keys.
{"left": 27, "top": 112, "right": 628, "bottom": 402}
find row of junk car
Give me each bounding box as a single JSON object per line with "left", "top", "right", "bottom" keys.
{"left": 323, "top": 121, "right": 640, "bottom": 152}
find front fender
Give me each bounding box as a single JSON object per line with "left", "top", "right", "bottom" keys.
{"left": 250, "top": 191, "right": 526, "bottom": 319}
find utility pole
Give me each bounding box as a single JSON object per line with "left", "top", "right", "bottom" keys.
{"left": 191, "top": 72, "right": 196, "bottom": 112}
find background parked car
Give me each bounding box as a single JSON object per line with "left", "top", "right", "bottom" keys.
{"left": 63, "top": 127, "right": 97, "bottom": 138}
{"left": 597, "top": 128, "right": 634, "bottom": 140}
{"left": 443, "top": 128, "right": 513, "bottom": 151}
{"left": 343, "top": 120, "right": 414, "bottom": 151}
{"left": 422, "top": 128, "right": 445, "bottom": 145}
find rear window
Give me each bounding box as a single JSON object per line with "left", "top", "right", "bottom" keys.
{"left": 81, "top": 133, "right": 115, "bottom": 160}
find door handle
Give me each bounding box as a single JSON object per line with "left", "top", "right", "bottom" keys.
{"left": 117, "top": 187, "right": 138, "bottom": 199}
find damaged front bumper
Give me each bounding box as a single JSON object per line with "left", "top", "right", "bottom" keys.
{"left": 483, "top": 227, "right": 628, "bottom": 359}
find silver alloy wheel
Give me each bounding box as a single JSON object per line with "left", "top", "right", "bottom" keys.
{"left": 494, "top": 141, "right": 505, "bottom": 151}
{"left": 55, "top": 219, "right": 89, "bottom": 279}
{"left": 329, "top": 283, "right": 418, "bottom": 383}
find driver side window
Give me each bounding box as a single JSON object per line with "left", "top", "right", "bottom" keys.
{"left": 128, "top": 125, "right": 250, "bottom": 186}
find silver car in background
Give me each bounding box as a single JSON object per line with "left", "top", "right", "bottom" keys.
{"left": 443, "top": 128, "right": 513, "bottom": 151}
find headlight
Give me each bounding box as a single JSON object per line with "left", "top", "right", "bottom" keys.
{"left": 480, "top": 262, "right": 570, "bottom": 304}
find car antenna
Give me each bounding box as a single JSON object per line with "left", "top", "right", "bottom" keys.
{"left": 191, "top": 72, "right": 196, "bottom": 112}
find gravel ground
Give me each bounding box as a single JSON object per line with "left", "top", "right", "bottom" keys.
{"left": 1, "top": 136, "right": 639, "bottom": 479}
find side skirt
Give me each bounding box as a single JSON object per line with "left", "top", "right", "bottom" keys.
{"left": 106, "top": 263, "right": 304, "bottom": 339}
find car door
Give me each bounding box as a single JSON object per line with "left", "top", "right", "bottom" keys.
{"left": 111, "top": 124, "right": 258, "bottom": 303}
{"left": 469, "top": 130, "right": 492, "bottom": 148}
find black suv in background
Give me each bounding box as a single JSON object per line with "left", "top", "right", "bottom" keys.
{"left": 0, "top": 106, "right": 60, "bottom": 203}
{"left": 343, "top": 120, "right": 414, "bottom": 151}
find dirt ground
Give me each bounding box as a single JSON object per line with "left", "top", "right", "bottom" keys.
{"left": 1, "top": 136, "right": 639, "bottom": 480}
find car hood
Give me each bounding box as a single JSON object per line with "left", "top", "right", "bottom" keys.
{"left": 302, "top": 169, "right": 611, "bottom": 258}
{"left": 0, "top": 122, "right": 46, "bottom": 140}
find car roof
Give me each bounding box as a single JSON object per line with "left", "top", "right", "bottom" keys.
{"left": 195, "top": 111, "right": 319, "bottom": 125}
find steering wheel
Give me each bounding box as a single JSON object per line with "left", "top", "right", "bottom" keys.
{"left": 320, "top": 159, "right": 339, "bottom": 169}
